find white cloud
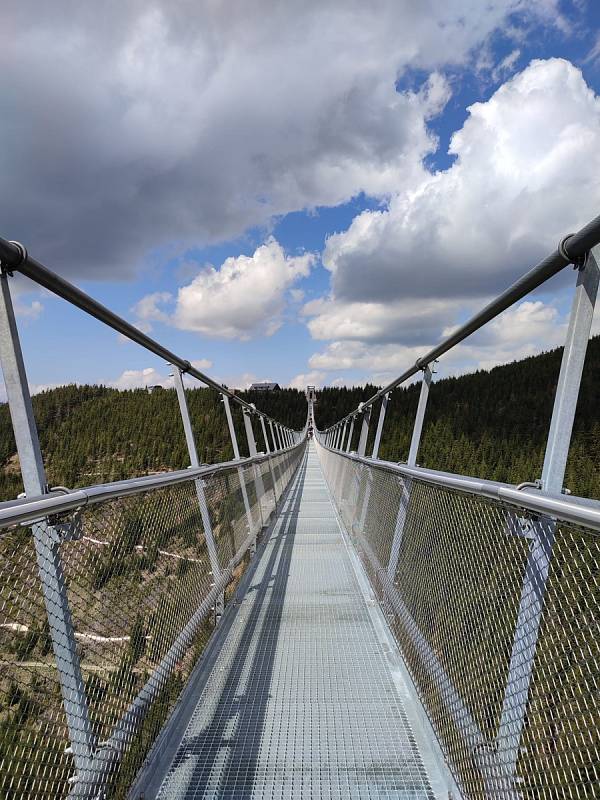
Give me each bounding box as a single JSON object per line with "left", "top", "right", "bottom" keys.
{"left": 109, "top": 358, "right": 213, "bottom": 390}
{"left": 307, "top": 300, "right": 566, "bottom": 383}
{"left": 303, "top": 296, "right": 469, "bottom": 344}
{"left": 491, "top": 48, "right": 521, "bottom": 82}
{"left": 216, "top": 373, "right": 272, "bottom": 391}
{"left": 131, "top": 292, "right": 172, "bottom": 326}
{"left": 288, "top": 371, "right": 327, "bottom": 390}
{"left": 1, "top": 1, "right": 563, "bottom": 277}
{"left": 14, "top": 299, "right": 43, "bottom": 320}
{"left": 299, "top": 58, "right": 600, "bottom": 383}
{"left": 110, "top": 367, "right": 173, "bottom": 390}
{"left": 135, "top": 238, "right": 314, "bottom": 339}
{"left": 584, "top": 32, "right": 600, "bottom": 67}
{"left": 322, "top": 59, "right": 600, "bottom": 307}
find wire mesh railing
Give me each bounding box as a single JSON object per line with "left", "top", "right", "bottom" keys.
{"left": 0, "top": 443, "right": 305, "bottom": 799}
{"left": 315, "top": 440, "right": 599, "bottom": 800}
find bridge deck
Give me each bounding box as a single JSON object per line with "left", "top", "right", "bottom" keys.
{"left": 148, "top": 444, "right": 444, "bottom": 799}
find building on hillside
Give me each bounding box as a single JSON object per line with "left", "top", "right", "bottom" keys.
{"left": 249, "top": 382, "right": 281, "bottom": 391}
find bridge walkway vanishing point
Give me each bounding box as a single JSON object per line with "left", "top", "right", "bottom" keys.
{"left": 136, "top": 443, "right": 449, "bottom": 800}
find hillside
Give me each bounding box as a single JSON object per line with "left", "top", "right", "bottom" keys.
{"left": 314, "top": 335, "right": 599, "bottom": 499}
{"left": 0, "top": 336, "right": 598, "bottom": 502}
{"left": 0, "top": 386, "right": 307, "bottom": 503}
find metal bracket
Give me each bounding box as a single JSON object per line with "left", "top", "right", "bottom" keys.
{"left": 558, "top": 233, "right": 587, "bottom": 269}
{"left": 0, "top": 240, "right": 27, "bottom": 275}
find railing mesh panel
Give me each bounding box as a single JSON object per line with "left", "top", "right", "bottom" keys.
{"left": 316, "top": 440, "right": 599, "bottom": 800}
{"left": 0, "top": 444, "right": 304, "bottom": 799}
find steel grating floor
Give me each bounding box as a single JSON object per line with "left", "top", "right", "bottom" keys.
{"left": 152, "top": 445, "right": 443, "bottom": 799}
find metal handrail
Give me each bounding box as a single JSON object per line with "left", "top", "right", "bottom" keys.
{"left": 0, "top": 236, "right": 296, "bottom": 433}
{"left": 315, "top": 435, "right": 600, "bottom": 533}
{"left": 322, "top": 212, "right": 600, "bottom": 430}
{"left": 0, "top": 440, "right": 304, "bottom": 530}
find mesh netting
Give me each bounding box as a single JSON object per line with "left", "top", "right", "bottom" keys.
{"left": 0, "top": 445, "right": 304, "bottom": 799}
{"left": 316, "top": 440, "right": 599, "bottom": 800}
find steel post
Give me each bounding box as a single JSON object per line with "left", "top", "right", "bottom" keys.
{"left": 221, "top": 394, "right": 255, "bottom": 542}
{"left": 497, "top": 245, "right": 600, "bottom": 774}
{"left": 346, "top": 417, "right": 356, "bottom": 453}
{"left": 259, "top": 416, "right": 279, "bottom": 510}
{"left": 357, "top": 406, "right": 372, "bottom": 457}
{"left": 0, "top": 270, "right": 95, "bottom": 775}
{"left": 243, "top": 410, "right": 266, "bottom": 533}
{"left": 372, "top": 392, "right": 390, "bottom": 459}
{"left": 269, "top": 420, "right": 277, "bottom": 452}
{"left": 339, "top": 420, "right": 348, "bottom": 452}
{"left": 259, "top": 416, "right": 271, "bottom": 453}
{"left": 541, "top": 246, "right": 600, "bottom": 493}
{"left": 407, "top": 366, "right": 433, "bottom": 467}
{"left": 387, "top": 365, "right": 433, "bottom": 581}
{"left": 173, "top": 368, "right": 223, "bottom": 618}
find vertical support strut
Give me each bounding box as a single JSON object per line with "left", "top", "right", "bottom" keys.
{"left": 407, "top": 365, "right": 432, "bottom": 467}
{"left": 541, "top": 248, "right": 600, "bottom": 493}
{"left": 259, "top": 416, "right": 271, "bottom": 453}
{"left": 173, "top": 368, "right": 223, "bottom": 620}
{"left": 346, "top": 416, "right": 356, "bottom": 453}
{"left": 387, "top": 365, "right": 433, "bottom": 581}
{"left": 497, "top": 246, "right": 600, "bottom": 776}
{"left": 269, "top": 420, "right": 277, "bottom": 452}
{"left": 243, "top": 410, "right": 266, "bottom": 543}
{"left": 0, "top": 270, "right": 95, "bottom": 776}
{"left": 339, "top": 420, "right": 348, "bottom": 452}
{"left": 372, "top": 392, "right": 390, "bottom": 459}
{"left": 221, "top": 393, "right": 255, "bottom": 547}
{"left": 357, "top": 405, "right": 372, "bottom": 457}
{"left": 259, "top": 416, "right": 278, "bottom": 511}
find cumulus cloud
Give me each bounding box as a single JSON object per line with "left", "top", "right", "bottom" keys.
{"left": 288, "top": 371, "right": 327, "bottom": 390}
{"left": 300, "top": 58, "right": 600, "bottom": 384}
{"left": 135, "top": 239, "right": 314, "bottom": 339}
{"left": 1, "top": 0, "right": 561, "bottom": 278}
{"left": 308, "top": 300, "right": 566, "bottom": 382}
{"left": 303, "top": 296, "right": 469, "bottom": 344}
{"left": 109, "top": 358, "right": 212, "bottom": 390}
{"left": 323, "top": 59, "right": 600, "bottom": 306}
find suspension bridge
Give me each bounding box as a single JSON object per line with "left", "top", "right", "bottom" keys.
{"left": 0, "top": 215, "right": 598, "bottom": 800}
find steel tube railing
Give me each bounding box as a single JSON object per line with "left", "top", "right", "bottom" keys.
{"left": 315, "top": 439, "right": 600, "bottom": 534}
{"left": 0, "top": 444, "right": 301, "bottom": 531}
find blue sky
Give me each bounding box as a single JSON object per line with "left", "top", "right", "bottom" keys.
{"left": 3, "top": 0, "right": 600, "bottom": 395}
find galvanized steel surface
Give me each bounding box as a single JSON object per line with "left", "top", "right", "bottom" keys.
{"left": 154, "top": 445, "right": 444, "bottom": 799}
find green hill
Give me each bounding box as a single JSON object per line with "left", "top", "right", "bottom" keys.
{"left": 0, "top": 386, "right": 307, "bottom": 503}
{"left": 0, "top": 335, "right": 597, "bottom": 502}
{"left": 313, "top": 335, "right": 599, "bottom": 499}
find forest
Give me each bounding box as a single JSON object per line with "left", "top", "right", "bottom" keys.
{"left": 0, "top": 335, "right": 597, "bottom": 502}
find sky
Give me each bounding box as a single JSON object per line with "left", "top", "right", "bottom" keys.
{"left": 2, "top": 0, "right": 600, "bottom": 395}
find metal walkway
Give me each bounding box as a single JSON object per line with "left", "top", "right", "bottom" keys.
{"left": 148, "top": 444, "right": 445, "bottom": 800}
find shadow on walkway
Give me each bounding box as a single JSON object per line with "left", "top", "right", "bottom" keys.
{"left": 168, "top": 453, "right": 308, "bottom": 798}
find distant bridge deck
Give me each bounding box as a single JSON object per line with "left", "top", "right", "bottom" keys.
{"left": 135, "top": 444, "right": 447, "bottom": 799}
